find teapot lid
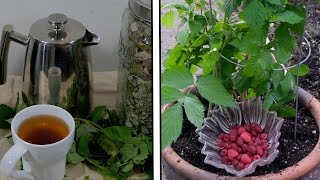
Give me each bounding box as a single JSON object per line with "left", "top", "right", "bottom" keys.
{"left": 29, "top": 13, "right": 86, "bottom": 44}
{"left": 129, "top": 0, "right": 151, "bottom": 22}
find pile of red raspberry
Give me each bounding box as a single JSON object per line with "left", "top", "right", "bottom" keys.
{"left": 217, "top": 122, "right": 268, "bottom": 170}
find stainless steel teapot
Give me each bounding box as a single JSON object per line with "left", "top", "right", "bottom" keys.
{"left": 0, "top": 13, "right": 100, "bottom": 117}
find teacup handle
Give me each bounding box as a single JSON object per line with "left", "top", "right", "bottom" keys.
{"left": 0, "top": 143, "right": 35, "bottom": 180}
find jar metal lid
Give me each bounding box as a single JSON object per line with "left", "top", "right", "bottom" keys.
{"left": 129, "top": 0, "right": 151, "bottom": 22}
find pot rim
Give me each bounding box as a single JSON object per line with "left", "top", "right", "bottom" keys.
{"left": 162, "top": 87, "right": 320, "bottom": 180}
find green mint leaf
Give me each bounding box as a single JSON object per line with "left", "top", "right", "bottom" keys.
{"left": 189, "top": 20, "right": 204, "bottom": 35}
{"left": 224, "top": 0, "right": 241, "bottom": 17}
{"left": 101, "top": 126, "right": 131, "bottom": 142}
{"left": 179, "top": 17, "right": 188, "bottom": 27}
{"left": 176, "top": 26, "right": 189, "bottom": 46}
{"left": 90, "top": 106, "right": 108, "bottom": 124}
{"left": 161, "top": 86, "right": 185, "bottom": 105}
{"left": 183, "top": 93, "right": 204, "bottom": 128}
{"left": 290, "top": 64, "right": 310, "bottom": 77}
{"left": 162, "top": 65, "right": 194, "bottom": 89}
{"left": 77, "top": 136, "right": 91, "bottom": 158}
{"left": 84, "top": 176, "right": 89, "bottom": 180}
{"left": 0, "top": 104, "right": 15, "bottom": 128}
{"left": 161, "top": 11, "right": 176, "bottom": 28}
{"left": 266, "top": 0, "right": 282, "bottom": 5}
{"left": 273, "top": 43, "right": 291, "bottom": 64}
{"left": 276, "top": 10, "right": 304, "bottom": 24}
{"left": 286, "top": 5, "right": 306, "bottom": 35}
{"left": 162, "top": 3, "right": 189, "bottom": 11}
{"left": 120, "top": 144, "right": 138, "bottom": 161}
{"left": 213, "top": 22, "right": 223, "bottom": 33}
{"left": 199, "top": 50, "right": 220, "bottom": 76}
{"left": 97, "top": 134, "right": 120, "bottom": 157}
{"left": 269, "top": 104, "right": 296, "bottom": 118}
{"left": 67, "top": 151, "right": 85, "bottom": 164}
{"left": 161, "top": 103, "right": 183, "bottom": 150}
{"left": 243, "top": 0, "right": 267, "bottom": 32}
{"left": 185, "top": 0, "right": 194, "bottom": 5}
{"left": 121, "top": 163, "right": 134, "bottom": 173}
{"left": 263, "top": 93, "right": 274, "bottom": 110}
{"left": 197, "top": 75, "right": 235, "bottom": 107}
{"left": 76, "top": 124, "right": 96, "bottom": 141}
{"left": 164, "top": 46, "right": 183, "bottom": 68}
{"left": 271, "top": 70, "right": 284, "bottom": 89}
{"left": 192, "top": 34, "right": 207, "bottom": 47}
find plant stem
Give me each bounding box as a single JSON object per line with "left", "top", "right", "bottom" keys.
{"left": 74, "top": 118, "right": 102, "bottom": 130}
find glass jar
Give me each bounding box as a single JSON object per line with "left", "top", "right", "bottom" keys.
{"left": 117, "top": 0, "right": 152, "bottom": 136}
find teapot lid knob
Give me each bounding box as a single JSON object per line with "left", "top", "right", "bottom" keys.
{"left": 48, "top": 13, "right": 68, "bottom": 30}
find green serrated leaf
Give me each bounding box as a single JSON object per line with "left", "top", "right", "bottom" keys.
{"left": 273, "top": 43, "right": 291, "bottom": 64}
{"left": 192, "top": 34, "right": 207, "bottom": 47}
{"left": 179, "top": 17, "right": 188, "bottom": 27}
{"left": 266, "top": 0, "right": 282, "bottom": 5}
{"left": 271, "top": 70, "right": 284, "bottom": 89}
{"left": 161, "top": 86, "right": 185, "bottom": 105}
{"left": 197, "top": 75, "right": 235, "bottom": 107}
{"left": 161, "top": 11, "right": 176, "bottom": 28}
{"left": 290, "top": 64, "right": 310, "bottom": 76}
{"left": 162, "top": 65, "right": 194, "bottom": 89}
{"left": 213, "top": 22, "right": 223, "bottom": 33}
{"left": 243, "top": 0, "right": 268, "bottom": 32}
{"left": 164, "top": 46, "right": 184, "bottom": 68}
{"left": 183, "top": 94, "right": 204, "bottom": 128}
{"left": 281, "top": 72, "right": 294, "bottom": 94}
{"left": 275, "top": 24, "right": 296, "bottom": 53}
{"left": 276, "top": 10, "right": 304, "bottom": 24}
{"left": 121, "top": 163, "right": 134, "bottom": 173}
{"left": 98, "top": 134, "right": 120, "bottom": 157}
{"left": 199, "top": 50, "right": 220, "bottom": 75}
{"left": 263, "top": 93, "right": 274, "bottom": 110}
{"left": 185, "top": 0, "right": 194, "bottom": 5}
{"left": 77, "top": 136, "right": 91, "bottom": 158}
{"left": 67, "top": 151, "right": 85, "bottom": 164}
{"left": 189, "top": 21, "right": 204, "bottom": 35}
{"left": 161, "top": 103, "right": 183, "bottom": 150}
{"left": 120, "top": 144, "right": 138, "bottom": 161}
{"left": 132, "top": 140, "right": 149, "bottom": 163}
{"left": 101, "top": 126, "right": 131, "bottom": 142}
{"left": 176, "top": 26, "right": 189, "bottom": 46}
{"left": 269, "top": 104, "right": 296, "bottom": 117}
{"left": 224, "top": 0, "right": 241, "bottom": 17}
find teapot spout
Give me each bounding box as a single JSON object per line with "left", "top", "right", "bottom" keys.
{"left": 82, "top": 30, "right": 100, "bottom": 46}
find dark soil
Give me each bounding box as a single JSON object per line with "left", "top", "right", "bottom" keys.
{"left": 171, "top": 0, "right": 320, "bottom": 177}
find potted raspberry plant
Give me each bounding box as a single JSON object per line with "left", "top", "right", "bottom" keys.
{"left": 161, "top": 0, "right": 320, "bottom": 178}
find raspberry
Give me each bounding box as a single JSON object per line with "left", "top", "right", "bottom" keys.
{"left": 251, "top": 130, "right": 258, "bottom": 137}
{"left": 237, "top": 162, "right": 245, "bottom": 170}
{"left": 240, "top": 132, "right": 252, "bottom": 143}
{"left": 223, "top": 134, "right": 230, "bottom": 142}
{"left": 237, "top": 154, "right": 243, "bottom": 160}
{"left": 256, "top": 146, "right": 264, "bottom": 156}
{"left": 217, "top": 139, "right": 224, "bottom": 147}
{"left": 242, "top": 144, "right": 248, "bottom": 153}
{"left": 224, "top": 142, "right": 231, "bottom": 149}
{"left": 231, "top": 143, "right": 238, "bottom": 150}
{"left": 245, "top": 164, "right": 250, "bottom": 168}
{"left": 221, "top": 149, "right": 228, "bottom": 156}
{"left": 247, "top": 145, "right": 257, "bottom": 155}
{"left": 251, "top": 122, "right": 259, "bottom": 128}
{"left": 240, "top": 154, "right": 252, "bottom": 164}
{"left": 255, "top": 126, "right": 263, "bottom": 133}
{"left": 238, "top": 127, "right": 246, "bottom": 135}
{"left": 218, "top": 133, "right": 225, "bottom": 139}
{"left": 231, "top": 159, "right": 239, "bottom": 166}
{"left": 229, "top": 129, "right": 238, "bottom": 136}
{"left": 262, "top": 142, "right": 268, "bottom": 150}
{"left": 262, "top": 151, "right": 268, "bottom": 158}
{"left": 230, "top": 125, "right": 237, "bottom": 130}
{"left": 252, "top": 155, "right": 261, "bottom": 161}
{"left": 236, "top": 138, "right": 244, "bottom": 146}
{"left": 228, "top": 149, "right": 239, "bottom": 161}
{"left": 244, "top": 124, "right": 251, "bottom": 131}
{"left": 230, "top": 134, "right": 236, "bottom": 142}
{"left": 260, "top": 133, "right": 268, "bottom": 140}
{"left": 222, "top": 156, "right": 229, "bottom": 164}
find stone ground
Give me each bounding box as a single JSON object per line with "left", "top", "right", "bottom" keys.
{"left": 160, "top": 0, "right": 320, "bottom": 179}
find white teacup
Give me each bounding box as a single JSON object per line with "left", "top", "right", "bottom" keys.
{"left": 0, "top": 104, "right": 75, "bottom": 180}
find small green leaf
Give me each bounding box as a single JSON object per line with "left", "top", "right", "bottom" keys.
{"left": 101, "top": 126, "right": 131, "bottom": 142}
{"left": 0, "top": 104, "right": 15, "bottom": 128}
{"left": 161, "top": 86, "right": 185, "bottom": 105}
{"left": 164, "top": 46, "right": 183, "bottom": 68}
{"left": 197, "top": 75, "right": 235, "bottom": 107}
{"left": 199, "top": 50, "right": 220, "bottom": 75}
{"left": 189, "top": 21, "right": 204, "bottom": 35}
{"left": 281, "top": 72, "right": 294, "bottom": 94}
{"left": 271, "top": 70, "right": 284, "bottom": 89}
{"left": 97, "top": 134, "right": 120, "bottom": 157}
{"left": 132, "top": 140, "right": 149, "bottom": 162}
{"left": 290, "top": 64, "right": 310, "bottom": 76}
{"left": 161, "top": 103, "right": 183, "bottom": 150}
{"left": 176, "top": 26, "right": 189, "bottom": 46}
{"left": 90, "top": 106, "right": 108, "bottom": 124}
{"left": 120, "top": 144, "right": 138, "bottom": 161}
{"left": 179, "top": 17, "right": 188, "bottom": 27}
{"left": 224, "top": 0, "right": 241, "bottom": 17}
{"left": 269, "top": 104, "right": 296, "bottom": 118}
{"left": 77, "top": 136, "right": 90, "bottom": 158}
{"left": 213, "top": 22, "right": 223, "bottom": 33}
{"left": 185, "top": 0, "right": 194, "bottom": 5}
{"left": 263, "top": 93, "right": 274, "bottom": 110}
{"left": 162, "top": 65, "right": 194, "bottom": 89}
{"left": 276, "top": 10, "right": 304, "bottom": 24}
{"left": 243, "top": 0, "right": 268, "bottom": 32}
{"left": 183, "top": 94, "right": 204, "bottom": 128}
{"left": 192, "top": 34, "right": 207, "bottom": 47}
{"left": 67, "top": 151, "right": 85, "bottom": 164}
{"left": 275, "top": 24, "right": 296, "bottom": 53}
{"left": 84, "top": 176, "right": 89, "bottom": 180}
{"left": 121, "top": 163, "right": 134, "bottom": 173}
{"left": 266, "top": 0, "right": 282, "bottom": 5}
{"left": 161, "top": 11, "right": 176, "bottom": 28}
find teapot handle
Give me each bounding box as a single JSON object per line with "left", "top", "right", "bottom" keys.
{"left": 0, "top": 25, "right": 28, "bottom": 84}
